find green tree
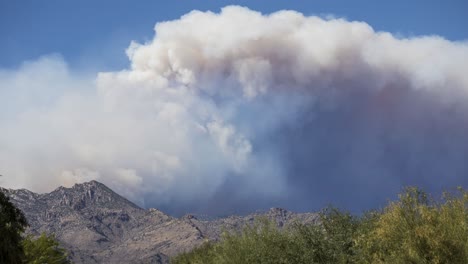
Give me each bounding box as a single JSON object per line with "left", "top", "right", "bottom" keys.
{"left": 172, "top": 219, "right": 298, "bottom": 264}
{"left": 292, "top": 207, "right": 360, "bottom": 264}
{"left": 22, "top": 233, "right": 70, "bottom": 264}
{"left": 173, "top": 187, "right": 468, "bottom": 264}
{"left": 357, "top": 187, "right": 468, "bottom": 264}
{"left": 1, "top": 188, "right": 71, "bottom": 264}
{"left": 0, "top": 189, "right": 28, "bottom": 264}
{"left": 172, "top": 210, "right": 360, "bottom": 264}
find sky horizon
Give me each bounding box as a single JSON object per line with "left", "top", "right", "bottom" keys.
{"left": 2, "top": 0, "right": 467, "bottom": 70}
{"left": 1, "top": 1, "right": 468, "bottom": 216}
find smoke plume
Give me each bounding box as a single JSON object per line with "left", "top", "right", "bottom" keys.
{"left": 1, "top": 6, "right": 468, "bottom": 215}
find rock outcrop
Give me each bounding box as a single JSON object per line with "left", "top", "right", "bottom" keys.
{"left": 1, "top": 181, "right": 318, "bottom": 263}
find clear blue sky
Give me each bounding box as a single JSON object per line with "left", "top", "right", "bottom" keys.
{"left": 1, "top": 0, "right": 467, "bottom": 71}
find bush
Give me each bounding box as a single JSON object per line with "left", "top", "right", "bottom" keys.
{"left": 357, "top": 187, "right": 468, "bottom": 264}
{"left": 172, "top": 187, "right": 468, "bottom": 264}
{"left": 0, "top": 189, "right": 71, "bottom": 264}
{"left": 172, "top": 210, "right": 360, "bottom": 264}
{"left": 0, "top": 190, "right": 28, "bottom": 264}
{"left": 22, "top": 233, "right": 70, "bottom": 264}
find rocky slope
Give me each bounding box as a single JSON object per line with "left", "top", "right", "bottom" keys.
{"left": 1, "top": 181, "right": 318, "bottom": 264}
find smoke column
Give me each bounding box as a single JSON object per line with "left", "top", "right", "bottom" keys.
{"left": 1, "top": 6, "right": 468, "bottom": 215}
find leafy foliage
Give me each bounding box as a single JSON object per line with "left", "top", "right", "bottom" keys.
{"left": 22, "top": 233, "right": 70, "bottom": 264}
{"left": 0, "top": 189, "right": 71, "bottom": 264}
{"left": 172, "top": 211, "right": 360, "bottom": 264}
{"left": 358, "top": 187, "right": 468, "bottom": 264}
{"left": 0, "top": 189, "right": 28, "bottom": 264}
{"left": 172, "top": 187, "right": 468, "bottom": 264}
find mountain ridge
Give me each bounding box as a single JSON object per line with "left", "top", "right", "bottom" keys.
{"left": 1, "top": 181, "right": 319, "bottom": 264}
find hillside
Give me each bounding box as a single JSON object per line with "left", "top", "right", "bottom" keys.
{"left": 1, "top": 181, "right": 318, "bottom": 264}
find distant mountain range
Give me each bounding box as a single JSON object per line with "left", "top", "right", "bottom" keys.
{"left": 1, "top": 181, "right": 319, "bottom": 264}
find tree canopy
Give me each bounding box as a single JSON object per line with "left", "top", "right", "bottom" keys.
{"left": 0, "top": 189, "right": 28, "bottom": 264}
{"left": 0, "top": 189, "right": 71, "bottom": 264}
{"left": 172, "top": 187, "right": 468, "bottom": 264}
{"left": 23, "top": 233, "right": 70, "bottom": 264}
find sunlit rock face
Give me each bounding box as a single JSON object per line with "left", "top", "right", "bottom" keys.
{"left": 2, "top": 181, "right": 318, "bottom": 264}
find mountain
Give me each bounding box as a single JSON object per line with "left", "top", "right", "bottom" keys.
{"left": 1, "top": 181, "right": 319, "bottom": 264}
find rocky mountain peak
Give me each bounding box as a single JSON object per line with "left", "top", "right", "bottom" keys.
{"left": 46, "top": 180, "right": 141, "bottom": 211}
{"left": 2, "top": 181, "right": 319, "bottom": 264}
{"left": 1, "top": 187, "right": 39, "bottom": 201}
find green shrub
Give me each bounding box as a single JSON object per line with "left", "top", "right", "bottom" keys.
{"left": 0, "top": 190, "right": 28, "bottom": 264}
{"left": 357, "top": 187, "right": 468, "bottom": 264}
{"left": 172, "top": 210, "right": 360, "bottom": 264}
{"left": 22, "top": 233, "right": 71, "bottom": 264}
{"left": 1, "top": 189, "right": 71, "bottom": 264}
{"left": 172, "top": 187, "right": 468, "bottom": 264}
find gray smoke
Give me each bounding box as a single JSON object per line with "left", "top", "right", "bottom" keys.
{"left": 1, "top": 6, "right": 468, "bottom": 215}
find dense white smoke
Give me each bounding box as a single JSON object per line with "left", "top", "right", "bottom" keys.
{"left": 1, "top": 6, "right": 468, "bottom": 215}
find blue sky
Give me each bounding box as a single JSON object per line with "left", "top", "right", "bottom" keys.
{"left": 1, "top": 1, "right": 468, "bottom": 215}
{"left": 1, "top": 0, "right": 467, "bottom": 70}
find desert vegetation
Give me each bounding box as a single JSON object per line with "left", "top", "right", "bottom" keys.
{"left": 172, "top": 187, "right": 468, "bottom": 264}
{"left": 0, "top": 190, "right": 70, "bottom": 264}
{"left": 2, "top": 186, "right": 467, "bottom": 263}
